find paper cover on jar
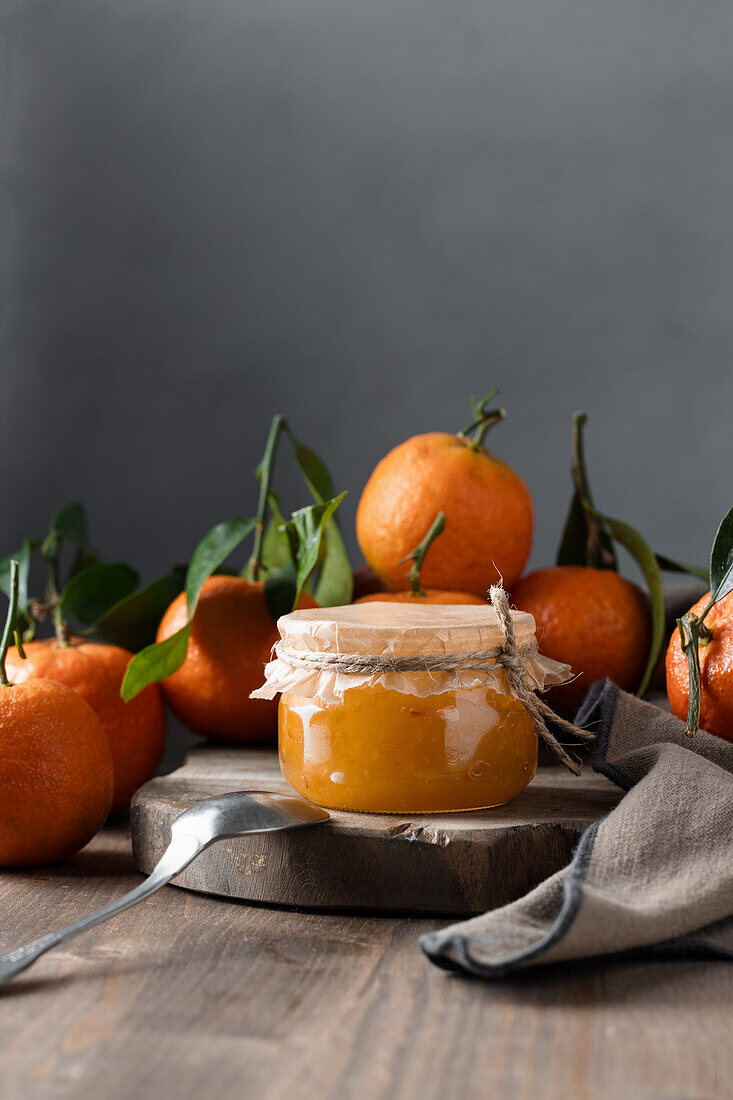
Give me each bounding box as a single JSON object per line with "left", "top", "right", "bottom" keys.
{"left": 251, "top": 601, "right": 572, "bottom": 702}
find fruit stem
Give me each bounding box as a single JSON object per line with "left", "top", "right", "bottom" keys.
{"left": 246, "top": 414, "right": 286, "bottom": 581}
{"left": 677, "top": 613, "right": 705, "bottom": 735}
{"left": 38, "top": 539, "right": 70, "bottom": 646}
{"left": 401, "top": 512, "right": 445, "bottom": 597}
{"left": 677, "top": 596, "right": 716, "bottom": 736}
{"left": 571, "top": 411, "right": 615, "bottom": 570}
{"left": 0, "top": 561, "right": 20, "bottom": 687}
{"left": 697, "top": 596, "right": 716, "bottom": 625}
{"left": 53, "top": 606, "right": 70, "bottom": 646}
{"left": 458, "top": 391, "right": 507, "bottom": 451}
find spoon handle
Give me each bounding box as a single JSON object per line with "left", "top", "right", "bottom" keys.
{"left": 0, "top": 833, "right": 203, "bottom": 985}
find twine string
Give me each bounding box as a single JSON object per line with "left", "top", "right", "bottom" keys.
{"left": 274, "top": 585, "right": 595, "bottom": 773}
{"left": 274, "top": 641, "right": 539, "bottom": 676}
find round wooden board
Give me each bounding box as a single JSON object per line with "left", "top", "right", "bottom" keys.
{"left": 131, "top": 747, "right": 621, "bottom": 916}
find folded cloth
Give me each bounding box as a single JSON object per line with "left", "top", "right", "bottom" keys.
{"left": 419, "top": 681, "right": 733, "bottom": 977}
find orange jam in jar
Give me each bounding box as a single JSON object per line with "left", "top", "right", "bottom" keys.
{"left": 253, "top": 603, "right": 559, "bottom": 814}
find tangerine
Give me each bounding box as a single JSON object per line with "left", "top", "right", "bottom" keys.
{"left": 355, "top": 590, "right": 486, "bottom": 606}
{"left": 666, "top": 590, "right": 733, "bottom": 742}
{"left": 156, "top": 575, "right": 317, "bottom": 743}
{"left": 6, "top": 639, "right": 166, "bottom": 814}
{"left": 0, "top": 679, "right": 114, "bottom": 866}
{"left": 356, "top": 432, "right": 533, "bottom": 595}
{"left": 511, "top": 565, "right": 651, "bottom": 717}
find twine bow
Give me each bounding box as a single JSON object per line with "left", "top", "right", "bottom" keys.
{"left": 487, "top": 585, "right": 594, "bottom": 772}
{"left": 272, "top": 585, "right": 596, "bottom": 772}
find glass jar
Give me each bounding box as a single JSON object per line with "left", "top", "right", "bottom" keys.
{"left": 252, "top": 603, "right": 566, "bottom": 814}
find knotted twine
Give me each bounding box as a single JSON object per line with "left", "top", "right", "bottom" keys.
{"left": 272, "top": 584, "right": 595, "bottom": 772}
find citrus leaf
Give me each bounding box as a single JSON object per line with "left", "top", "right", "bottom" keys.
{"left": 265, "top": 563, "right": 298, "bottom": 622}
{"left": 292, "top": 494, "right": 346, "bottom": 600}
{"left": 185, "top": 519, "right": 256, "bottom": 615}
{"left": 292, "top": 443, "right": 335, "bottom": 503}
{"left": 260, "top": 495, "right": 295, "bottom": 576}
{"left": 601, "top": 514, "right": 665, "bottom": 697}
{"left": 314, "top": 519, "right": 353, "bottom": 606}
{"left": 285, "top": 435, "right": 352, "bottom": 605}
{"left": 281, "top": 494, "right": 347, "bottom": 609}
{"left": 121, "top": 519, "right": 256, "bottom": 700}
{"left": 41, "top": 503, "right": 87, "bottom": 561}
{"left": 69, "top": 544, "right": 101, "bottom": 581}
{"left": 709, "top": 505, "right": 733, "bottom": 604}
{"left": 0, "top": 539, "right": 36, "bottom": 616}
{"left": 655, "top": 553, "right": 709, "bottom": 584}
{"left": 557, "top": 413, "right": 617, "bottom": 571}
{"left": 557, "top": 491, "right": 617, "bottom": 569}
{"left": 60, "top": 562, "right": 140, "bottom": 625}
{"left": 121, "top": 625, "right": 190, "bottom": 701}
{"left": 261, "top": 518, "right": 295, "bottom": 574}
{"left": 556, "top": 491, "right": 588, "bottom": 566}
{"left": 87, "top": 567, "right": 186, "bottom": 651}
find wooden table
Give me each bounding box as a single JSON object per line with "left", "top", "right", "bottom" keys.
{"left": 0, "top": 825, "right": 729, "bottom": 1100}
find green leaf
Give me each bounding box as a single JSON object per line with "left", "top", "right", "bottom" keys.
{"left": 60, "top": 562, "right": 140, "bottom": 625}
{"left": 68, "top": 544, "right": 101, "bottom": 581}
{"left": 557, "top": 413, "right": 617, "bottom": 570}
{"left": 655, "top": 553, "right": 709, "bottom": 584}
{"left": 0, "top": 540, "right": 36, "bottom": 616}
{"left": 556, "top": 491, "right": 587, "bottom": 566}
{"left": 121, "top": 519, "right": 255, "bottom": 700}
{"left": 281, "top": 494, "right": 347, "bottom": 609}
{"left": 185, "top": 519, "right": 256, "bottom": 615}
{"left": 285, "top": 434, "right": 351, "bottom": 605}
{"left": 292, "top": 443, "right": 335, "bottom": 503}
{"left": 264, "top": 563, "right": 298, "bottom": 622}
{"left": 121, "top": 626, "right": 190, "bottom": 702}
{"left": 709, "top": 505, "right": 733, "bottom": 603}
{"left": 86, "top": 567, "right": 186, "bottom": 651}
{"left": 260, "top": 518, "right": 294, "bottom": 574}
{"left": 314, "top": 519, "right": 353, "bottom": 606}
{"left": 557, "top": 491, "right": 617, "bottom": 569}
{"left": 49, "top": 503, "right": 86, "bottom": 543}
{"left": 41, "top": 503, "right": 87, "bottom": 561}
{"left": 601, "top": 514, "right": 665, "bottom": 697}
{"left": 260, "top": 496, "right": 295, "bottom": 576}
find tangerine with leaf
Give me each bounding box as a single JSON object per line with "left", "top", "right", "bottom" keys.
{"left": 356, "top": 392, "right": 534, "bottom": 595}
{"left": 0, "top": 505, "right": 169, "bottom": 813}
{"left": 155, "top": 575, "right": 318, "bottom": 742}
{"left": 666, "top": 505, "right": 733, "bottom": 741}
{"left": 0, "top": 562, "right": 114, "bottom": 866}
{"left": 122, "top": 415, "right": 350, "bottom": 743}
{"left": 511, "top": 413, "right": 656, "bottom": 718}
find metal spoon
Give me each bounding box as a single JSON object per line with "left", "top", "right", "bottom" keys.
{"left": 0, "top": 790, "right": 329, "bottom": 985}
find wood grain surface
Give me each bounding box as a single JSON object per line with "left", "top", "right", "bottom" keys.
{"left": 0, "top": 825, "right": 729, "bottom": 1100}
{"left": 131, "top": 749, "right": 622, "bottom": 915}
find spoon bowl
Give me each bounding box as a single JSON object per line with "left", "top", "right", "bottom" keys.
{"left": 169, "top": 790, "right": 330, "bottom": 847}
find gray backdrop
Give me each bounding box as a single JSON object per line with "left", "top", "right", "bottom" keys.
{"left": 3, "top": 0, "right": 732, "bottom": 587}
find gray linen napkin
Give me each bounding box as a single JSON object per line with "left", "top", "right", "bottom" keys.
{"left": 419, "top": 681, "right": 733, "bottom": 976}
